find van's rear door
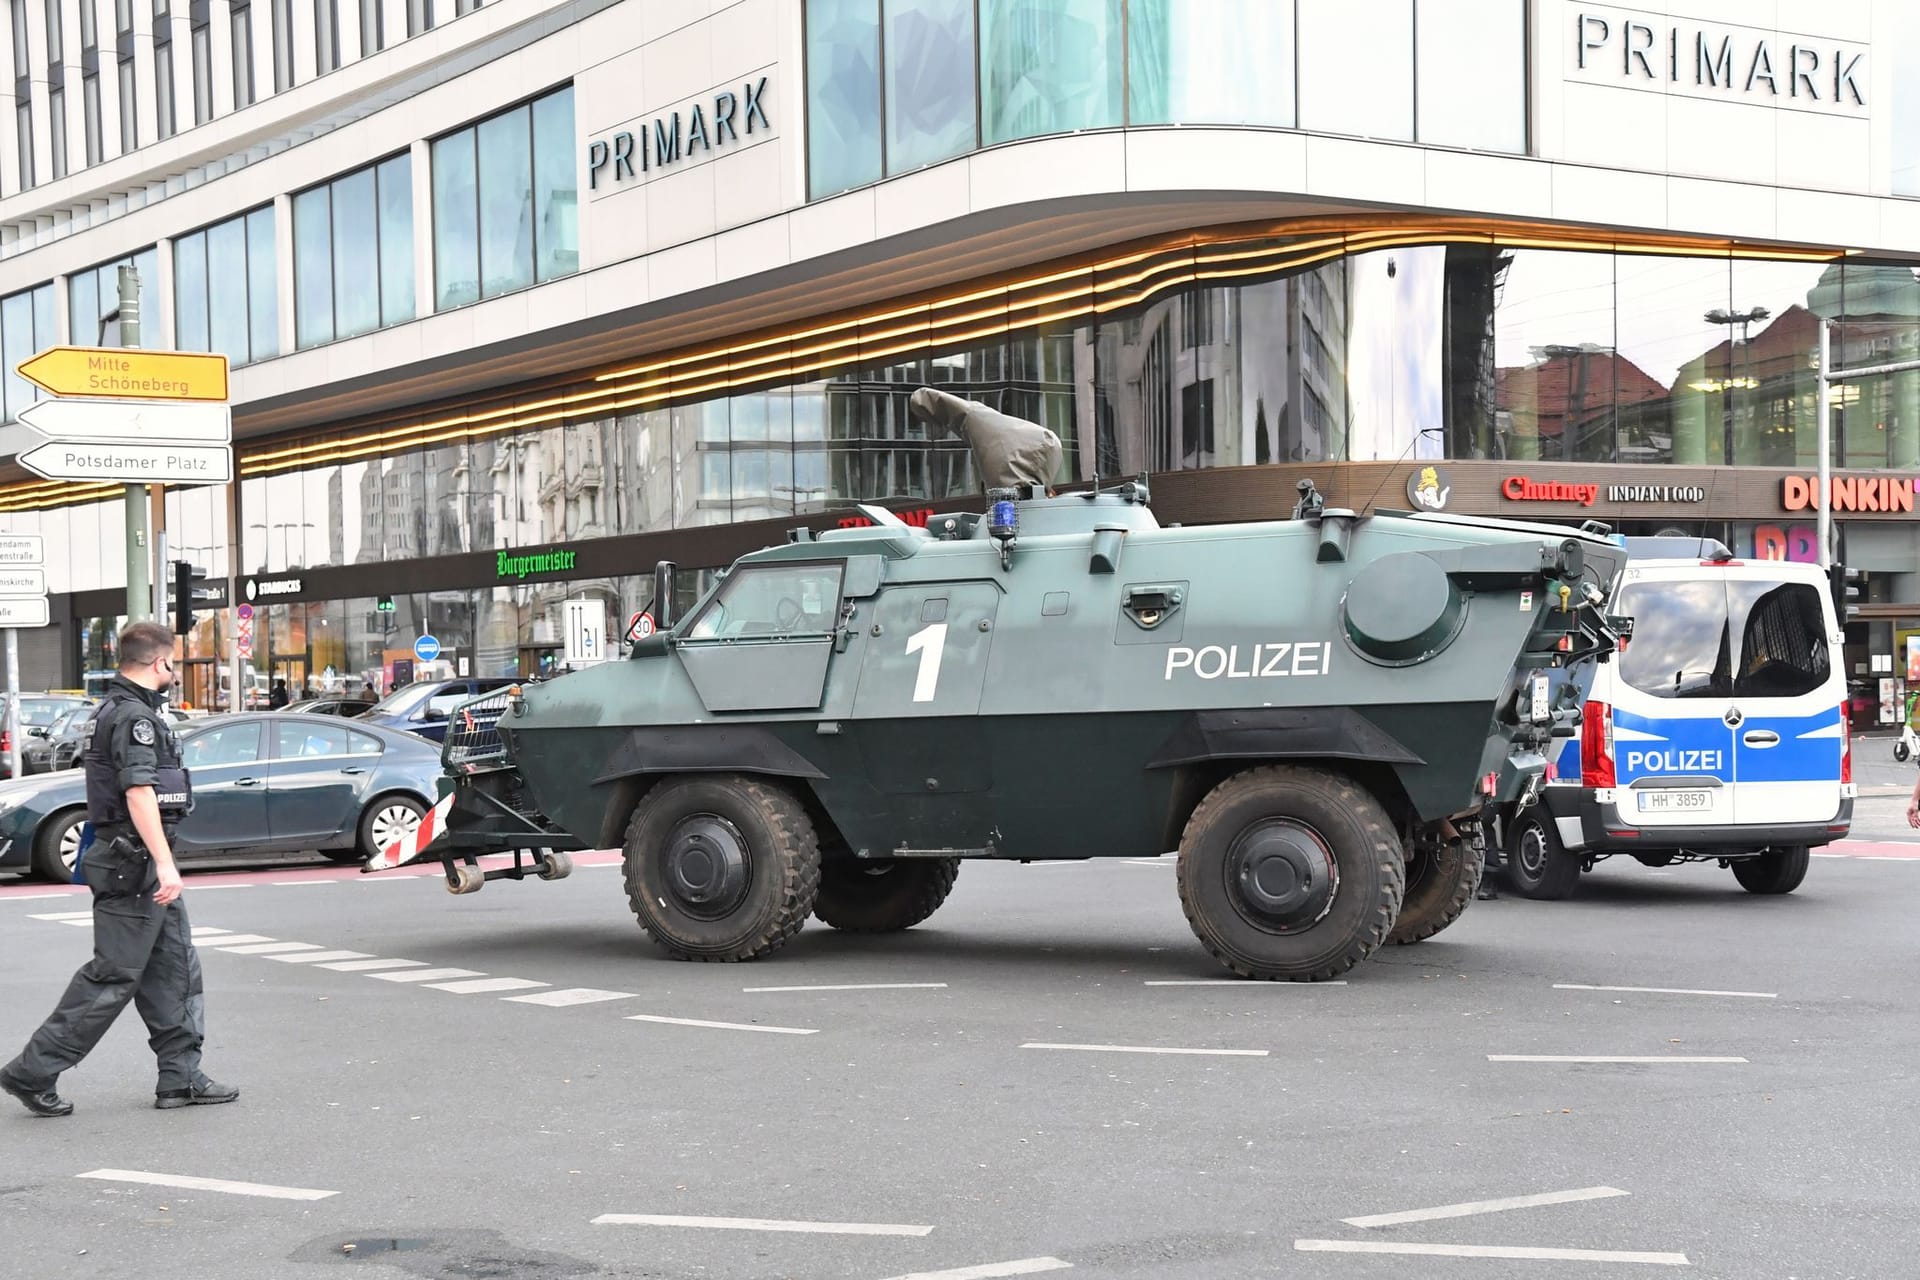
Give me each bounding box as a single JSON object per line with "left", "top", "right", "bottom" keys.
{"left": 1721, "top": 566, "right": 1845, "bottom": 827}
{"left": 1609, "top": 569, "right": 1737, "bottom": 829}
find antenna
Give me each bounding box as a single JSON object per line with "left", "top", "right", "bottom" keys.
{"left": 1358, "top": 426, "right": 1445, "bottom": 516}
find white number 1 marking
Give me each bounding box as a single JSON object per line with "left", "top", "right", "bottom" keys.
{"left": 906, "top": 623, "right": 948, "bottom": 703}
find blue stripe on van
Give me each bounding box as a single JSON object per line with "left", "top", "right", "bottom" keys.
{"left": 1610, "top": 708, "right": 1734, "bottom": 783}
{"left": 1732, "top": 708, "right": 1844, "bottom": 785}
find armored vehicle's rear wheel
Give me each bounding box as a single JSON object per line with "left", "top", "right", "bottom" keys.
{"left": 1176, "top": 766, "right": 1404, "bottom": 981}
{"left": 1388, "top": 829, "right": 1482, "bottom": 945}
{"left": 623, "top": 774, "right": 821, "bottom": 962}
{"left": 1503, "top": 810, "right": 1580, "bottom": 900}
{"left": 813, "top": 858, "right": 960, "bottom": 932}
{"left": 1731, "top": 846, "right": 1810, "bottom": 895}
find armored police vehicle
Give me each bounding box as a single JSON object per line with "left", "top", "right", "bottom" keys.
{"left": 376, "top": 390, "right": 1625, "bottom": 981}
{"left": 1500, "top": 537, "right": 1852, "bottom": 900}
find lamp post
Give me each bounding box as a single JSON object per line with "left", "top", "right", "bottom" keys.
{"left": 1705, "top": 307, "right": 1771, "bottom": 464}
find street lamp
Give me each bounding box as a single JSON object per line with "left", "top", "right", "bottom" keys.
{"left": 1703, "top": 307, "right": 1771, "bottom": 463}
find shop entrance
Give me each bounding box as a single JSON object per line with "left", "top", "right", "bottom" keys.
{"left": 272, "top": 657, "right": 308, "bottom": 704}
{"left": 176, "top": 658, "right": 219, "bottom": 712}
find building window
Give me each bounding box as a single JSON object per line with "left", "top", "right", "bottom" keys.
{"left": 453, "top": 0, "right": 477, "bottom": 12}
{"left": 1414, "top": 0, "right": 1523, "bottom": 152}
{"left": 294, "top": 153, "right": 415, "bottom": 348}
{"left": 67, "top": 247, "right": 160, "bottom": 350}
{"left": 407, "top": 0, "right": 430, "bottom": 35}
{"left": 45, "top": 0, "right": 64, "bottom": 58}
{"left": 48, "top": 88, "right": 67, "bottom": 179}
{"left": 271, "top": 0, "right": 293, "bottom": 90}
{"left": 115, "top": 0, "right": 136, "bottom": 151}
{"left": 82, "top": 71, "right": 102, "bottom": 163}
{"left": 359, "top": 0, "right": 382, "bottom": 55}
{"left": 1128, "top": 0, "right": 1293, "bottom": 127}
{"left": 980, "top": 0, "right": 1122, "bottom": 144}
{"left": 431, "top": 85, "right": 576, "bottom": 311}
{"left": 804, "top": 0, "right": 881, "bottom": 198}
{"left": 231, "top": 0, "right": 254, "bottom": 105}
{"left": 80, "top": 0, "right": 102, "bottom": 166}
{"left": 189, "top": 1, "right": 211, "bottom": 123}
{"left": 314, "top": 0, "right": 338, "bottom": 72}
{"left": 172, "top": 208, "right": 279, "bottom": 365}
{"left": 883, "top": 0, "right": 975, "bottom": 174}
{"left": 153, "top": 0, "right": 176, "bottom": 139}
{"left": 0, "top": 284, "right": 56, "bottom": 424}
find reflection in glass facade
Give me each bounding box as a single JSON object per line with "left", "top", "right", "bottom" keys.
{"left": 294, "top": 154, "right": 415, "bottom": 349}
{"left": 804, "top": 0, "right": 1525, "bottom": 197}
{"left": 431, "top": 86, "right": 577, "bottom": 310}
{"left": 67, "top": 247, "right": 160, "bottom": 352}
{"left": 0, "top": 283, "right": 56, "bottom": 423}
{"left": 173, "top": 207, "right": 280, "bottom": 366}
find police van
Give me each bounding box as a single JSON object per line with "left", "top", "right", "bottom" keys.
{"left": 1502, "top": 538, "right": 1853, "bottom": 899}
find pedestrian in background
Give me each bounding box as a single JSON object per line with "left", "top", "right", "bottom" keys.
{"left": 0, "top": 622, "right": 238, "bottom": 1118}
{"left": 268, "top": 678, "right": 289, "bottom": 709}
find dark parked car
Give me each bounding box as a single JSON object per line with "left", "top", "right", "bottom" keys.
{"left": 2, "top": 695, "right": 90, "bottom": 780}
{"left": 0, "top": 712, "right": 445, "bottom": 882}
{"left": 356, "top": 678, "right": 516, "bottom": 743}
{"left": 22, "top": 702, "right": 97, "bottom": 774}
{"left": 286, "top": 696, "right": 378, "bottom": 718}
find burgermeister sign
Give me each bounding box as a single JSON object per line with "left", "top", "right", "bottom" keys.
{"left": 498, "top": 547, "right": 580, "bottom": 581}
{"left": 1567, "top": 6, "right": 1866, "bottom": 115}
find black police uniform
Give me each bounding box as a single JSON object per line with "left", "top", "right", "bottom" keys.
{"left": 3, "top": 675, "right": 210, "bottom": 1102}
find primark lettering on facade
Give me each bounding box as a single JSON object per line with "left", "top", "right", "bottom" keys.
{"left": 586, "top": 76, "right": 772, "bottom": 191}
{"left": 1571, "top": 9, "right": 1866, "bottom": 113}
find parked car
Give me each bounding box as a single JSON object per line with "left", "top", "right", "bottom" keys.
{"left": 1, "top": 695, "right": 92, "bottom": 781}
{"left": 356, "top": 678, "right": 516, "bottom": 743}
{"left": 23, "top": 703, "right": 97, "bottom": 774}
{"left": 0, "top": 712, "right": 445, "bottom": 881}
{"left": 285, "top": 696, "right": 378, "bottom": 718}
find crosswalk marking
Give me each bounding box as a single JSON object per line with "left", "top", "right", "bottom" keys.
{"left": 194, "top": 934, "right": 277, "bottom": 948}
{"left": 424, "top": 977, "right": 549, "bottom": 994}
{"left": 504, "top": 988, "right": 638, "bottom": 1007}
{"left": 368, "top": 968, "right": 486, "bottom": 983}
{"left": 315, "top": 958, "right": 425, "bottom": 972}
{"left": 217, "top": 942, "right": 323, "bottom": 956}
{"left": 30, "top": 910, "right": 94, "bottom": 921}
{"left": 266, "top": 950, "right": 373, "bottom": 964}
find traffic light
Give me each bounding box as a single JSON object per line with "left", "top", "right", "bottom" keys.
{"left": 376, "top": 595, "right": 396, "bottom": 612}
{"left": 1829, "top": 563, "right": 1865, "bottom": 621}
{"left": 172, "top": 560, "right": 193, "bottom": 635}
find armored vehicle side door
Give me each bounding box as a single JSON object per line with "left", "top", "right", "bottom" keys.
{"left": 848, "top": 580, "right": 1001, "bottom": 851}
{"left": 677, "top": 561, "right": 846, "bottom": 713}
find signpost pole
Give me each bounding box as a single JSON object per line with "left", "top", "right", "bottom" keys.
{"left": 1816, "top": 318, "right": 1834, "bottom": 571}
{"left": 5, "top": 628, "right": 19, "bottom": 782}
{"left": 119, "top": 265, "right": 152, "bottom": 620}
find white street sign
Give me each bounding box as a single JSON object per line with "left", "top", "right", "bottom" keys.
{"left": 0, "top": 569, "right": 46, "bottom": 596}
{"left": 563, "top": 599, "right": 608, "bottom": 668}
{"left": 0, "top": 535, "right": 44, "bottom": 566}
{"left": 19, "top": 441, "right": 233, "bottom": 485}
{"left": 0, "top": 598, "right": 50, "bottom": 628}
{"left": 18, "top": 397, "right": 233, "bottom": 444}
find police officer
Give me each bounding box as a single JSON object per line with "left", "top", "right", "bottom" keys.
{"left": 0, "top": 622, "right": 238, "bottom": 1117}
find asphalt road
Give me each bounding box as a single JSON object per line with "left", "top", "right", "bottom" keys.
{"left": 3, "top": 799, "right": 1919, "bottom": 1279}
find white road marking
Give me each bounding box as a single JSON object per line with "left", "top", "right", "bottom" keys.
{"left": 215, "top": 942, "right": 324, "bottom": 956}
{"left": 504, "top": 988, "right": 638, "bottom": 1007}
{"left": 1122, "top": 857, "right": 1174, "bottom": 867}
{"left": 57, "top": 919, "right": 94, "bottom": 927}
{"left": 77, "top": 1169, "right": 337, "bottom": 1202}
{"left": 425, "top": 977, "right": 549, "bottom": 994}
{"left": 1144, "top": 979, "right": 1347, "bottom": 987}
{"left": 193, "top": 934, "right": 277, "bottom": 947}
{"left": 1555, "top": 984, "right": 1777, "bottom": 1000}
{"left": 29, "top": 910, "right": 94, "bottom": 920}
{"left": 627, "top": 1014, "right": 818, "bottom": 1035}
{"left": 5, "top": 892, "right": 84, "bottom": 901}
{"left": 591, "top": 1213, "right": 931, "bottom": 1236}
{"left": 1293, "top": 1240, "right": 1689, "bottom": 1266}
{"left": 741, "top": 983, "right": 949, "bottom": 993}
{"left": 185, "top": 884, "right": 254, "bottom": 891}
{"left": 878, "top": 1259, "right": 1073, "bottom": 1280}
{"left": 189, "top": 927, "right": 232, "bottom": 936}
{"left": 269, "top": 879, "right": 334, "bottom": 887}
{"left": 1488, "top": 1055, "right": 1747, "bottom": 1064}
{"left": 266, "top": 950, "right": 373, "bottom": 964}
{"left": 315, "top": 958, "right": 426, "bottom": 972}
{"left": 1343, "top": 1185, "right": 1631, "bottom": 1228}
{"left": 368, "top": 967, "right": 486, "bottom": 983}
{"left": 1020, "top": 1043, "right": 1268, "bottom": 1057}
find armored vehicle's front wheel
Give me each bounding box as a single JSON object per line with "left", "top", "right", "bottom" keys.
{"left": 1176, "top": 767, "right": 1404, "bottom": 981}
{"left": 813, "top": 857, "right": 960, "bottom": 932}
{"left": 623, "top": 775, "right": 822, "bottom": 962}
{"left": 1731, "top": 846, "right": 1810, "bottom": 895}
{"left": 1388, "top": 829, "right": 1482, "bottom": 945}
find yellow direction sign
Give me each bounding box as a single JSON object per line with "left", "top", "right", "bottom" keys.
{"left": 14, "top": 346, "right": 229, "bottom": 402}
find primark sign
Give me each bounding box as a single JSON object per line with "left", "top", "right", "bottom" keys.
{"left": 586, "top": 74, "right": 774, "bottom": 193}
{"left": 1568, "top": 7, "right": 1867, "bottom": 114}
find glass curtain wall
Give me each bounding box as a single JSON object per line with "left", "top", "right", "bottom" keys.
{"left": 0, "top": 283, "right": 56, "bottom": 423}
{"left": 294, "top": 153, "right": 415, "bottom": 348}
{"left": 431, "top": 85, "right": 577, "bottom": 310}
{"left": 804, "top": 0, "right": 1525, "bottom": 198}
{"left": 171, "top": 207, "right": 279, "bottom": 365}
{"left": 67, "top": 247, "right": 160, "bottom": 350}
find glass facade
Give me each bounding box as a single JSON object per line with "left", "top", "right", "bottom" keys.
{"left": 172, "top": 207, "right": 279, "bottom": 366}
{"left": 431, "top": 86, "right": 578, "bottom": 311}
{"left": 804, "top": 0, "right": 1526, "bottom": 197}
{"left": 294, "top": 154, "right": 415, "bottom": 348}
{"left": 67, "top": 248, "right": 160, "bottom": 351}
{"left": 0, "top": 283, "right": 56, "bottom": 424}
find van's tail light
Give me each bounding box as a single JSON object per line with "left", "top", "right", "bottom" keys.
{"left": 1840, "top": 703, "right": 1852, "bottom": 785}
{"left": 1581, "top": 700, "right": 1615, "bottom": 788}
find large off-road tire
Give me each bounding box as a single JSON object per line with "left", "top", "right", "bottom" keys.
{"left": 623, "top": 774, "right": 821, "bottom": 962}
{"left": 813, "top": 858, "right": 960, "bottom": 932}
{"left": 1176, "top": 766, "right": 1404, "bottom": 982}
{"left": 31, "top": 807, "right": 85, "bottom": 882}
{"left": 1388, "top": 831, "right": 1482, "bottom": 944}
{"left": 1732, "top": 846, "right": 1810, "bottom": 895}
{"left": 1503, "top": 808, "right": 1580, "bottom": 900}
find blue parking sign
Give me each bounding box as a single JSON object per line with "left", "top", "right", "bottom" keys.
{"left": 413, "top": 634, "right": 441, "bottom": 663}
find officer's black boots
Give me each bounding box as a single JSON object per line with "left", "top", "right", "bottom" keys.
{"left": 155, "top": 1078, "right": 239, "bottom": 1109}
{"left": 0, "top": 1065, "right": 74, "bottom": 1118}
